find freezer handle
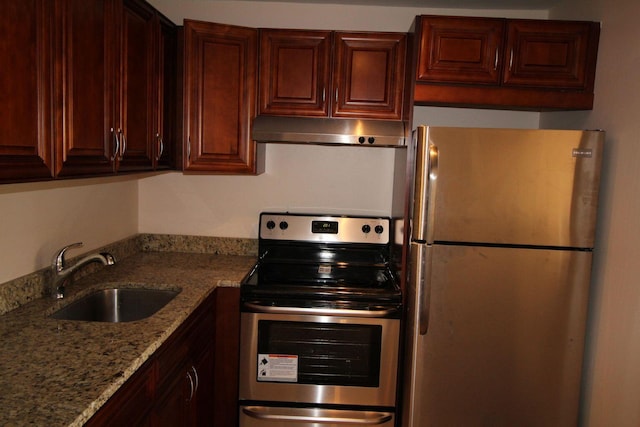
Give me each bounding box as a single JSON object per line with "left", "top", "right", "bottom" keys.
{"left": 242, "top": 406, "right": 394, "bottom": 425}
{"left": 412, "top": 126, "right": 439, "bottom": 243}
{"left": 411, "top": 243, "right": 432, "bottom": 335}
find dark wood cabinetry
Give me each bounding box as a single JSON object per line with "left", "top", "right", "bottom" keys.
{"left": 259, "top": 29, "right": 332, "bottom": 117}
{"left": 87, "top": 287, "right": 241, "bottom": 426}
{"left": 57, "top": 0, "right": 176, "bottom": 176}
{"left": 333, "top": 32, "right": 407, "bottom": 119}
{"left": 259, "top": 29, "right": 407, "bottom": 120}
{"left": 118, "top": 0, "right": 156, "bottom": 172}
{"left": 502, "top": 19, "right": 598, "bottom": 90}
{"left": 416, "top": 16, "right": 504, "bottom": 85}
{"left": 0, "top": 0, "right": 55, "bottom": 182}
{"left": 119, "top": 0, "right": 177, "bottom": 172}
{"left": 183, "top": 20, "right": 262, "bottom": 174}
{"left": 414, "top": 15, "right": 600, "bottom": 110}
{"left": 55, "top": 0, "right": 117, "bottom": 177}
{"left": 0, "top": 0, "right": 176, "bottom": 183}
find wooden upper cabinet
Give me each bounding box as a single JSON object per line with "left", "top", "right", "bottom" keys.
{"left": 156, "top": 16, "right": 177, "bottom": 170}
{"left": 258, "top": 29, "right": 407, "bottom": 120}
{"left": 259, "top": 29, "right": 332, "bottom": 117}
{"left": 117, "top": 0, "right": 156, "bottom": 172}
{"left": 55, "top": 0, "right": 117, "bottom": 177}
{"left": 502, "top": 19, "right": 599, "bottom": 90}
{"left": 1, "top": 0, "right": 175, "bottom": 184}
{"left": 184, "top": 20, "right": 261, "bottom": 174}
{"left": 0, "top": 0, "right": 55, "bottom": 182}
{"left": 333, "top": 32, "right": 406, "bottom": 120}
{"left": 414, "top": 15, "right": 600, "bottom": 110}
{"left": 416, "top": 16, "right": 504, "bottom": 85}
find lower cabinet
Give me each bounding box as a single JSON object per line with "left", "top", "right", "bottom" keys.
{"left": 86, "top": 287, "right": 241, "bottom": 426}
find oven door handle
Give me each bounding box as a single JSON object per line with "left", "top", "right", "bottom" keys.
{"left": 243, "top": 302, "right": 399, "bottom": 318}
{"left": 242, "top": 406, "right": 393, "bottom": 425}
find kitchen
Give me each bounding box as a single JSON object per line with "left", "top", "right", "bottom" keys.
{"left": 1, "top": 0, "right": 639, "bottom": 426}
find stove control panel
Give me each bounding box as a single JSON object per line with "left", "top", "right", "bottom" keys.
{"left": 259, "top": 213, "right": 390, "bottom": 244}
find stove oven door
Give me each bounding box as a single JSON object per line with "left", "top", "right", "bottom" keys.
{"left": 240, "top": 406, "right": 395, "bottom": 426}
{"left": 239, "top": 307, "right": 400, "bottom": 408}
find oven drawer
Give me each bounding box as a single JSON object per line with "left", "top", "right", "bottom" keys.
{"left": 239, "top": 311, "right": 400, "bottom": 407}
{"left": 240, "top": 406, "right": 395, "bottom": 427}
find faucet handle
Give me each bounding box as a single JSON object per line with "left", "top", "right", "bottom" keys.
{"left": 52, "top": 242, "right": 84, "bottom": 271}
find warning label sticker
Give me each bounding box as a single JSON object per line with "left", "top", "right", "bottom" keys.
{"left": 257, "top": 354, "right": 298, "bottom": 382}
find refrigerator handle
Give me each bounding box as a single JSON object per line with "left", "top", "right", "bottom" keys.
{"left": 411, "top": 243, "right": 433, "bottom": 335}
{"left": 412, "top": 127, "right": 439, "bottom": 243}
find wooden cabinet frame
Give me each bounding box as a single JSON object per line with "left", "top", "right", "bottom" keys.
{"left": 413, "top": 15, "right": 600, "bottom": 110}
{"left": 258, "top": 29, "right": 407, "bottom": 120}
{"left": 183, "top": 20, "right": 261, "bottom": 174}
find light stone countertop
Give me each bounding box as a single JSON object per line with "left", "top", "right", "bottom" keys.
{"left": 0, "top": 251, "right": 256, "bottom": 426}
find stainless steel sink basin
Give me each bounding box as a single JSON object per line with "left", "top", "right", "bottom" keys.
{"left": 50, "top": 287, "right": 181, "bottom": 323}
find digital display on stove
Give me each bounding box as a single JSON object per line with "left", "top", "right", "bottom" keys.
{"left": 311, "top": 220, "right": 339, "bottom": 234}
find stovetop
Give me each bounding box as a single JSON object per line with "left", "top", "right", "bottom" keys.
{"left": 241, "top": 213, "right": 402, "bottom": 306}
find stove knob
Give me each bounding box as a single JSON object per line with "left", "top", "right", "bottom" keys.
{"left": 266, "top": 220, "right": 276, "bottom": 230}
{"left": 279, "top": 221, "right": 288, "bottom": 230}
{"left": 375, "top": 225, "right": 384, "bottom": 234}
{"left": 368, "top": 137, "right": 375, "bottom": 144}
{"left": 358, "top": 136, "right": 366, "bottom": 144}
{"left": 362, "top": 224, "right": 371, "bottom": 234}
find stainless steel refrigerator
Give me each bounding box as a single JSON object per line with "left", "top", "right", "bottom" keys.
{"left": 401, "top": 126, "right": 604, "bottom": 426}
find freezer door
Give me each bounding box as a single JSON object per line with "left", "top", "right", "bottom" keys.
{"left": 419, "top": 127, "right": 604, "bottom": 248}
{"left": 402, "top": 244, "right": 592, "bottom": 427}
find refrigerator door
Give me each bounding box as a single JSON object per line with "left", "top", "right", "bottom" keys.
{"left": 413, "top": 126, "right": 604, "bottom": 248}
{"left": 403, "top": 243, "right": 593, "bottom": 427}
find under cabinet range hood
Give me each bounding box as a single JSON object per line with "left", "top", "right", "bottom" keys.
{"left": 251, "top": 116, "right": 406, "bottom": 147}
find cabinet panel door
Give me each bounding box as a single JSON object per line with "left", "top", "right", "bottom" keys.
{"left": 155, "top": 15, "right": 177, "bottom": 170}
{"left": 333, "top": 32, "right": 406, "bottom": 120}
{"left": 0, "top": 0, "right": 55, "bottom": 182}
{"left": 184, "top": 20, "right": 258, "bottom": 174}
{"left": 416, "top": 16, "right": 504, "bottom": 85}
{"left": 56, "top": 0, "right": 117, "bottom": 177}
{"left": 502, "top": 20, "right": 599, "bottom": 90}
{"left": 117, "top": 0, "right": 156, "bottom": 172}
{"left": 259, "top": 29, "right": 332, "bottom": 117}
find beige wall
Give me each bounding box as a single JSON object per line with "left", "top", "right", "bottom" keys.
{"left": 542, "top": 0, "right": 640, "bottom": 425}
{"left": 0, "top": 176, "right": 138, "bottom": 284}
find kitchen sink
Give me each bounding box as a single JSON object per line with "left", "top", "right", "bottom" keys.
{"left": 50, "top": 287, "right": 181, "bottom": 323}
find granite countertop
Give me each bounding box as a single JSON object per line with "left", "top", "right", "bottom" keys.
{"left": 0, "top": 251, "right": 256, "bottom": 426}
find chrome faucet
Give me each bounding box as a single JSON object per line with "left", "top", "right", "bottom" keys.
{"left": 50, "top": 242, "right": 116, "bottom": 299}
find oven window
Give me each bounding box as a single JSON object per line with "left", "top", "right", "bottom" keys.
{"left": 257, "top": 320, "right": 382, "bottom": 387}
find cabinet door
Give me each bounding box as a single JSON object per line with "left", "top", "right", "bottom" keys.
{"left": 117, "top": 0, "right": 156, "bottom": 172}
{"left": 333, "top": 32, "right": 406, "bottom": 120}
{"left": 189, "top": 310, "right": 216, "bottom": 425}
{"left": 85, "top": 360, "right": 154, "bottom": 427}
{"left": 502, "top": 20, "right": 599, "bottom": 90}
{"left": 258, "top": 29, "right": 332, "bottom": 117}
{"left": 55, "top": 0, "right": 117, "bottom": 177}
{"left": 416, "top": 15, "right": 504, "bottom": 85}
{"left": 211, "top": 287, "right": 241, "bottom": 426}
{"left": 155, "top": 15, "right": 177, "bottom": 170}
{"left": 154, "top": 363, "right": 192, "bottom": 426}
{"left": 0, "top": 0, "right": 55, "bottom": 182}
{"left": 184, "top": 20, "right": 259, "bottom": 174}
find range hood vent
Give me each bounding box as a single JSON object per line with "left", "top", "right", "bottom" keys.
{"left": 252, "top": 116, "right": 406, "bottom": 147}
